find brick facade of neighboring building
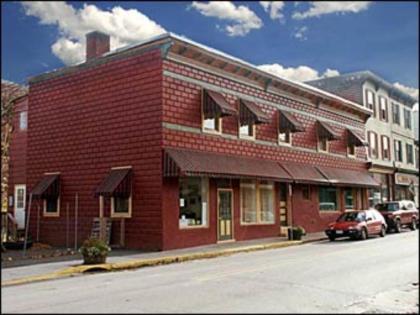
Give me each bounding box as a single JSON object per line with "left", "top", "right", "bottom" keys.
{"left": 23, "top": 32, "right": 378, "bottom": 250}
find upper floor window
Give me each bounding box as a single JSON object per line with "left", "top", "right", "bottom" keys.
{"left": 365, "top": 89, "right": 376, "bottom": 117}
{"left": 278, "top": 110, "right": 305, "bottom": 146}
{"left": 406, "top": 144, "right": 414, "bottom": 165}
{"left": 394, "top": 140, "right": 403, "bottom": 162}
{"left": 239, "top": 100, "right": 270, "bottom": 141}
{"left": 381, "top": 135, "right": 390, "bottom": 160}
{"left": 392, "top": 103, "right": 400, "bottom": 125}
{"left": 368, "top": 131, "right": 378, "bottom": 158}
{"left": 239, "top": 122, "right": 255, "bottom": 139}
{"left": 404, "top": 109, "right": 412, "bottom": 130}
{"left": 379, "top": 96, "right": 388, "bottom": 122}
{"left": 19, "top": 111, "right": 28, "bottom": 131}
{"left": 202, "top": 89, "right": 237, "bottom": 135}
{"left": 278, "top": 131, "right": 291, "bottom": 144}
{"left": 203, "top": 115, "right": 221, "bottom": 133}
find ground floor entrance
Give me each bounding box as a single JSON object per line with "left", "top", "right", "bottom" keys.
{"left": 217, "top": 189, "right": 233, "bottom": 241}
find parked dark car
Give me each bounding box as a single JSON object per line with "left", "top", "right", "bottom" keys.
{"left": 375, "top": 200, "right": 418, "bottom": 232}
{"left": 325, "top": 209, "right": 387, "bottom": 241}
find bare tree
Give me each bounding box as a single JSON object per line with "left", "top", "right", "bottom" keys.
{"left": 1, "top": 80, "right": 27, "bottom": 250}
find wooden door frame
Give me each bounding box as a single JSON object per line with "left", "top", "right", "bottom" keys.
{"left": 217, "top": 188, "right": 234, "bottom": 242}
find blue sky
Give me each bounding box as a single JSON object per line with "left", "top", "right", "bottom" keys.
{"left": 1, "top": 1, "right": 418, "bottom": 98}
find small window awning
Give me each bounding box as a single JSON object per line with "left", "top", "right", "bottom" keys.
{"left": 347, "top": 129, "right": 368, "bottom": 147}
{"left": 317, "top": 121, "right": 341, "bottom": 141}
{"left": 203, "top": 89, "right": 237, "bottom": 117}
{"left": 95, "top": 168, "right": 133, "bottom": 197}
{"left": 164, "top": 148, "right": 292, "bottom": 182}
{"left": 239, "top": 100, "right": 271, "bottom": 125}
{"left": 280, "top": 163, "right": 329, "bottom": 185}
{"left": 31, "top": 174, "right": 60, "bottom": 198}
{"left": 316, "top": 166, "right": 380, "bottom": 188}
{"left": 278, "top": 110, "right": 305, "bottom": 133}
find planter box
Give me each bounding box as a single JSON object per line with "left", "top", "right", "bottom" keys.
{"left": 287, "top": 228, "right": 303, "bottom": 240}
{"left": 83, "top": 254, "right": 107, "bottom": 265}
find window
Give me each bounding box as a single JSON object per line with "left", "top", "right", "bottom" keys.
{"left": 43, "top": 196, "right": 60, "bottom": 216}
{"left": 368, "top": 132, "right": 378, "bottom": 158}
{"left": 319, "top": 187, "right": 338, "bottom": 211}
{"left": 19, "top": 111, "right": 27, "bottom": 131}
{"left": 344, "top": 188, "right": 355, "bottom": 210}
{"left": 379, "top": 96, "right": 388, "bottom": 121}
{"left": 203, "top": 115, "right": 221, "bottom": 133}
{"left": 16, "top": 187, "right": 25, "bottom": 209}
{"left": 240, "top": 180, "right": 275, "bottom": 224}
{"left": 179, "top": 177, "right": 209, "bottom": 228}
{"left": 318, "top": 137, "right": 329, "bottom": 152}
{"left": 406, "top": 144, "right": 414, "bottom": 164}
{"left": 278, "top": 131, "right": 292, "bottom": 145}
{"left": 381, "top": 135, "right": 390, "bottom": 160}
{"left": 239, "top": 123, "right": 255, "bottom": 139}
{"left": 394, "top": 140, "right": 403, "bottom": 162}
{"left": 392, "top": 103, "right": 400, "bottom": 125}
{"left": 347, "top": 143, "right": 356, "bottom": 157}
{"left": 416, "top": 147, "right": 419, "bottom": 169}
{"left": 365, "top": 89, "right": 376, "bottom": 116}
{"left": 111, "top": 195, "right": 132, "bottom": 218}
{"left": 302, "top": 185, "right": 311, "bottom": 200}
{"left": 404, "top": 109, "right": 412, "bottom": 130}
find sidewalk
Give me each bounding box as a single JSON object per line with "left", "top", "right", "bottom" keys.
{"left": 1, "top": 232, "right": 326, "bottom": 287}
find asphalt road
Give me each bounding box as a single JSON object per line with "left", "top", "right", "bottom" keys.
{"left": 2, "top": 230, "right": 419, "bottom": 313}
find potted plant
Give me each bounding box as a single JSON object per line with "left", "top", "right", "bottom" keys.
{"left": 288, "top": 226, "right": 306, "bottom": 240}
{"left": 79, "top": 238, "right": 111, "bottom": 265}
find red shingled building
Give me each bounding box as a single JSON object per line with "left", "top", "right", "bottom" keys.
{"left": 23, "top": 32, "right": 379, "bottom": 250}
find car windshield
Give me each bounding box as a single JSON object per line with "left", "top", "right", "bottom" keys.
{"left": 375, "top": 203, "right": 399, "bottom": 211}
{"left": 337, "top": 212, "right": 365, "bottom": 222}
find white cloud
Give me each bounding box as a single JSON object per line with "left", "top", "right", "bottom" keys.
{"left": 22, "top": 2, "right": 166, "bottom": 65}
{"left": 257, "top": 63, "right": 340, "bottom": 82}
{"left": 393, "top": 82, "right": 419, "bottom": 100}
{"left": 190, "top": 1, "right": 262, "bottom": 37}
{"left": 292, "top": 2, "right": 371, "bottom": 20}
{"left": 293, "top": 26, "right": 308, "bottom": 41}
{"left": 259, "top": 1, "right": 285, "bottom": 21}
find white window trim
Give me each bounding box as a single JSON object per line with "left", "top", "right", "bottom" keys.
{"left": 19, "top": 111, "right": 28, "bottom": 131}
{"left": 278, "top": 131, "right": 292, "bottom": 147}
{"left": 43, "top": 196, "right": 60, "bottom": 217}
{"left": 347, "top": 144, "right": 356, "bottom": 158}
{"left": 238, "top": 122, "right": 256, "bottom": 141}
{"left": 317, "top": 136, "right": 329, "bottom": 153}
{"left": 110, "top": 195, "right": 132, "bottom": 218}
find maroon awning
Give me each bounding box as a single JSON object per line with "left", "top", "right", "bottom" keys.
{"left": 280, "top": 163, "right": 329, "bottom": 184}
{"left": 31, "top": 174, "right": 60, "bottom": 198}
{"left": 95, "top": 168, "right": 133, "bottom": 197}
{"left": 278, "top": 110, "right": 305, "bottom": 133}
{"left": 316, "top": 166, "right": 380, "bottom": 188}
{"left": 347, "top": 128, "right": 368, "bottom": 147}
{"left": 164, "top": 148, "right": 292, "bottom": 182}
{"left": 240, "top": 100, "right": 271, "bottom": 125}
{"left": 317, "top": 121, "right": 341, "bottom": 141}
{"left": 203, "top": 90, "right": 237, "bottom": 117}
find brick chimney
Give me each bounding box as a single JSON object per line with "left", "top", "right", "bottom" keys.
{"left": 86, "top": 31, "right": 110, "bottom": 61}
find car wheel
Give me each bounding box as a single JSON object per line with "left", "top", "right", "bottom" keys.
{"left": 379, "top": 225, "right": 386, "bottom": 237}
{"left": 410, "top": 218, "right": 417, "bottom": 231}
{"left": 328, "top": 235, "right": 335, "bottom": 241}
{"left": 394, "top": 220, "right": 401, "bottom": 233}
{"left": 360, "top": 228, "right": 368, "bottom": 240}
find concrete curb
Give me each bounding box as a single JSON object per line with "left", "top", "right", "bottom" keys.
{"left": 2, "top": 240, "right": 303, "bottom": 287}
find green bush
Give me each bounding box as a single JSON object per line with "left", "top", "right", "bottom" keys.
{"left": 288, "top": 226, "right": 306, "bottom": 240}
{"left": 79, "top": 238, "right": 110, "bottom": 259}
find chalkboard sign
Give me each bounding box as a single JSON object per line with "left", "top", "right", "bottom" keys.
{"left": 90, "top": 218, "right": 112, "bottom": 245}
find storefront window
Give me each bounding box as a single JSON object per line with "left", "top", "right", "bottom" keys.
{"left": 368, "top": 189, "right": 381, "bottom": 208}
{"left": 179, "top": 177, "right": 209, "bottom": 227}
{"left": 240, "top": 180, "right": 275, "bottom": 224}
{"left": 319, "top": 187, "right": 338, "bottom": 211}
{"left": 344, "top": 188, "right": 354, "bottom": 209}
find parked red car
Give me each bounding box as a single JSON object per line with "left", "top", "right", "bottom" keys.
{"left": 325, "top": 209, "right": 387, "bottom": 241}
{"left": 374, "top": 200, "right": 418, "bottom": 232}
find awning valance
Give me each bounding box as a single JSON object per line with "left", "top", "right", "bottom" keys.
{"left": 280, "top": 163, "right": 329, "bottom": 185}
{"left": 203, "top": 90, "right": 237, "bottom": 118}
{"left": 164, "top": 148, "right": 292, "bottom": 182}
{"left": 95, "top": 168, "right": 133, "bottom": 197}
{"left": 278, "top": 110, "right": 305, "bottom": 133}
{"left": 317, "top": 121, "right": 341, "bottom": 141}
{"left": 347, "top": 129, "right": 368, "bottom": 147}
{"left": 239, "top": 100, "right": 271, "bottom": 125}
{"left": 316, "top": 166, "right": 380, "bottom": 188}
{"left": 31, "top": 174, "right": 60, "bottom": 198}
